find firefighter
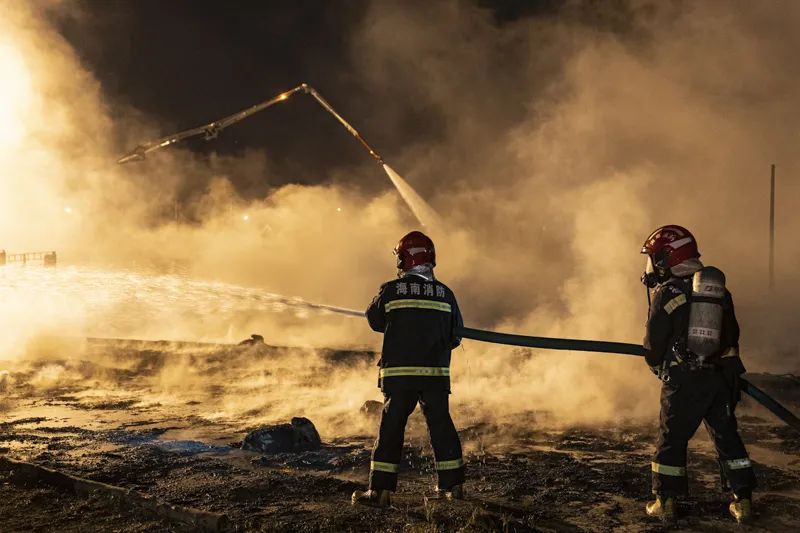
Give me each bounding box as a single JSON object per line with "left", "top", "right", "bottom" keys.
{"left": 352, "top": 230, "right": 466, "bottom": 508}
{"left": 640, "top": 225, "right": 756, "bottom": 523}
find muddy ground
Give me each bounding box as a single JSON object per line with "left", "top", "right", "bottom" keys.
{"left": 0, "top": 339, "right": 798, "bottom": 532}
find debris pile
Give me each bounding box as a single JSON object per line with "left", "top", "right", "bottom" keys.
{"left": 241, "top": 417, "right": 321, "bottom": 454}
{"left": 238, "top": 334, "right": 265, "bottom": 346}
{"left": 360, "top": 400, "right": 383, "bottom": 417}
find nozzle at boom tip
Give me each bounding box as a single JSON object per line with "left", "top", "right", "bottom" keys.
{"left": 117, "top": 147, "right": 147, "bottom": 164}
{"left": 371, "top": 151, "right": 385, "bottom": 164}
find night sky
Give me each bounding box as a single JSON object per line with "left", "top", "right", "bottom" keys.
{"left": 54, "top": 1, "right": 381, "bottom": 187}
{"left": 50, "top": 0, "right": 633, "bottom": 195}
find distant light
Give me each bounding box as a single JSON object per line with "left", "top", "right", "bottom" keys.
{"left": 63, "top": 206, "right": 73, "bottom": 214}
{"left": 279, "top": 93, "right": 289, "bottom": 101}
{"left": 242, "top": 214, "right": 250, "bottom": 221}
{"left": 336, "top": 207, "right": 342, "bottom": 212}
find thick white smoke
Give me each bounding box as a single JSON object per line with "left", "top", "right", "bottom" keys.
{"left": 1, "top": 1, "right": 798, "bottom": 432}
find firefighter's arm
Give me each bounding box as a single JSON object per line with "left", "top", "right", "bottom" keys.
{"left": 719, "top": 290, "right": 746, "bottom": 375}
{"left": 451, "top": 295, "right": 464, "bottom": 349}
{"left": 643, "top": 288, "right": 675, "bottom": 368}
{"left": 365, "top": 284, "right": 388, "bottom": 332}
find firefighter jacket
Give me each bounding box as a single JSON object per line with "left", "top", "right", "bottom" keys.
{"left": 643, "top": 273, "right": 744, "bottom": 375}
{"left": 366, "top": 273, "right": 463, "bottom": 392}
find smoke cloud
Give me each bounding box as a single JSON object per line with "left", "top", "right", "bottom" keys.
{"left": 1, "top": 1, "right": 798, "bottom": 433}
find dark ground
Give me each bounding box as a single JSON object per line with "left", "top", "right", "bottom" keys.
{"left": 1, "top": 340, "right": 798, "bottom": 532}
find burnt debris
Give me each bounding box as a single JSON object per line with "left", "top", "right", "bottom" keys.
{"left": 241, "top": 417, "right": 322, "bottom": 454}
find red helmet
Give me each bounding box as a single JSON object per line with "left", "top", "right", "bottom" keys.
{"left": 641, "top": 225, "right": 700, "bottom": 270}
{"left": 394, "top": 231, "right": 436, "bottom": 270}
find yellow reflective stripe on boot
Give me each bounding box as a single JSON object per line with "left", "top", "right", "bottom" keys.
{"left": 651, "top": 462, "right": 686, "bottom": 476}
{"left": 436, "top": 458, "right": 464, "bottom": 471}
{"left": 385, "top": 299, "right": 452, "bottom": 313}
{"left": 726, "top": 458, "right": 752, "bottom": 470}
{"left": 380, "top": 367, "right": 450, "bottom": 378}
{"left": 370, "top": 461, "right": 399, "bottom": 473}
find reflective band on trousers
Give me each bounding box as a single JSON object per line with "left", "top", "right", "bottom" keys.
{"left": 651, "top": 462, "right": 686, "bottom": 476}
{"left": 385, "top": 299, "right": 452, "bottom": 313}
{"left": 371, "top": 461, "right": 399, "bottom": 473}
{"left": 664, "top": 294, "right": 687, "bottom": 314}
{"left": 436, "top": 458, "right": 464, "bottom": 471}
{"left": 380, "top": 367, "right": 450, "bottom": 378}
{"left": 726, "top": 458, "right": 752, "bottom": 470}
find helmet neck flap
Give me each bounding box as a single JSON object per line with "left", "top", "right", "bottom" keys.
{"left": 400, "top": 264, "right": 435, "bottom": 281}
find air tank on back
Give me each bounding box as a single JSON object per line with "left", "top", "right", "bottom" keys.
{"left": 687, "top": 266, "right": 726, "bottom": 362}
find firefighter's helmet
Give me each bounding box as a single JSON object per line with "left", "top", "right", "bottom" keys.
{"left": 394, "top": 231, "right": 436, "bottom": 271}
{"left": 641, "top": 225, "right": 700, "bottom": 270}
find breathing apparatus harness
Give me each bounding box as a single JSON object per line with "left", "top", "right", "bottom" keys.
{"left": 644, "top": 269, "right": 728, "bottom": 383}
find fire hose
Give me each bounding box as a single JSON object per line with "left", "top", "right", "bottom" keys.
{"left": 457, "top": 326, "right": 800, "bottom": 434}
{"left": 293, "top": 298, "right": 800, "bottom": 434}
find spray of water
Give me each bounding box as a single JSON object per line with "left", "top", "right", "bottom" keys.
{"left": 382, "top": 164, "right": 442, "bottom": 229}
{"left": 0, "top": 265, "right": 363, "bottom": 351}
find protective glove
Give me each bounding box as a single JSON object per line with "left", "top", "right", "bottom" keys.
{"left": 720, "top": 357, "right": 745, "bottom": 409}
{"left": 723, "top": 367, "right": 741, "bottom": 407}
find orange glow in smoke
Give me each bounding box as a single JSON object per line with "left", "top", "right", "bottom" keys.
{"left": 0, "top": 43, "right": 31, "bottom": 146}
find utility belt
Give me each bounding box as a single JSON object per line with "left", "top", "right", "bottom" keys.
{"left": 658, "top": 341, "right": 720, "bottom": 382}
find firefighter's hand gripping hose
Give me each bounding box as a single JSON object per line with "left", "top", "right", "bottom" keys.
{"left": 457, "top": 326, "right": 800, "bottom": 434}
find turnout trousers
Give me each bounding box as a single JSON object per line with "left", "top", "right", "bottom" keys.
{"left": 369, "top": 390, "right": 465, "bottom": 491}
{"left": 652, "top": 368, "right": 756, "bottom": 498}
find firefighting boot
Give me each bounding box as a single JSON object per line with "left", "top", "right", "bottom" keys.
{"left": 444, "top": 484, "right": 465, "bottom": 501}
{"left": 432, "top": 484, "right": 465, "bottom": 501}
{"left": 645, "top": 495, "right": 676, "bottom": 521}
{"left": 351, "top": 489, "right": 391, "bottom": 508}
{"left": 729, "top": 497, "right": 752, "bottom": 524}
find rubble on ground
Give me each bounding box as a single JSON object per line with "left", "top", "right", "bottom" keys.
{"left": 1, "top": 340, "right": 798, "bottom": 531}
{"left": 238, "top": 334, "right": 265, "bottom": 346}
{"left": 360, "top": 400, "right": 383, "bottom": 417}
{"left": 241, "top": 417, "right": 322, "bottom": 454}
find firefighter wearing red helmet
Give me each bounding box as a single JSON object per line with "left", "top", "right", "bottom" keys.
{"left": 640, "top": 225, "right": 755, "bottom": 523}
{"left": 352, "top": 231, "right": 465, "bottom": 507}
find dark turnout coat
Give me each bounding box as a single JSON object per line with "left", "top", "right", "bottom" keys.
{"left": 366, "top": 274, "right": 463, "bottom": 393}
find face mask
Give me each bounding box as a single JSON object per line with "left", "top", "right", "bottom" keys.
{"left": 641, "top": 255, "right": 659, "bottom": 288}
